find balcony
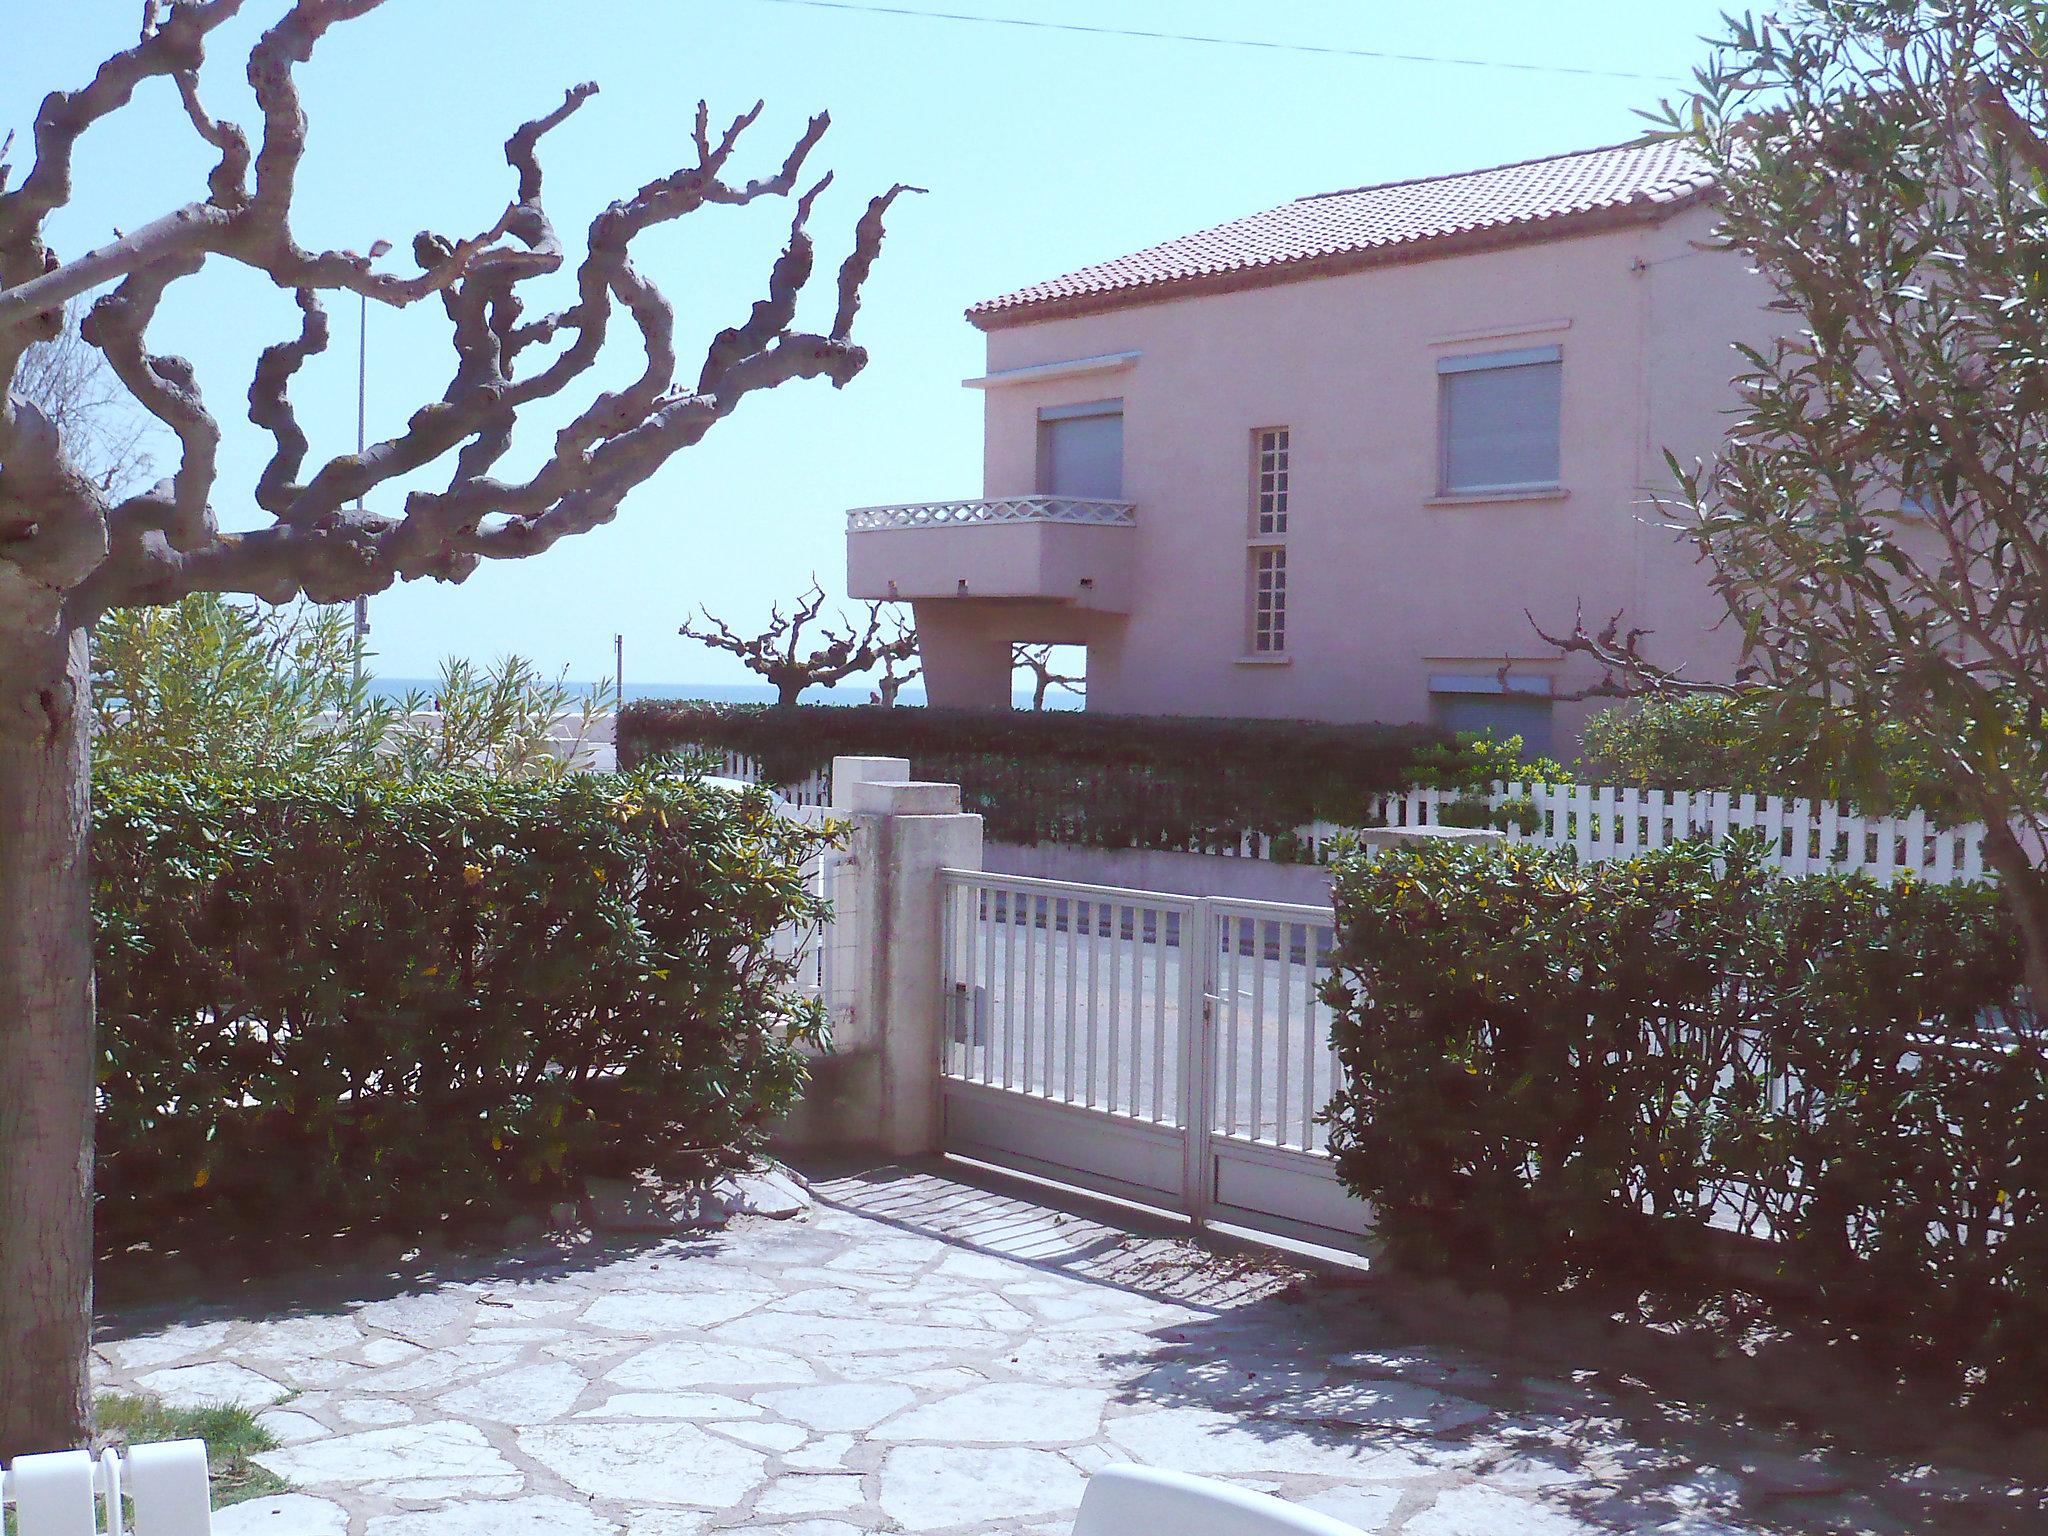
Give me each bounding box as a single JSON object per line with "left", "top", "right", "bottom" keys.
{"left": 846, "top": 496, "right": 1136, "bottom": 612}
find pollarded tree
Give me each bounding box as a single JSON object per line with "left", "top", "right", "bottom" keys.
{"left": 1549, "top": 0, "right": 2048, "bottom": 1010}
{"left": 682, "top": 578, "right": 915, "bottom": 705}
{"left": 870, "top": 629, "right": 920, "bottom": 706}
{"left": 0, "top": 0, "right": 907, "bottom": 1457}
{"left": 1012, "top": 643, "right": 1082, "bottom": 711}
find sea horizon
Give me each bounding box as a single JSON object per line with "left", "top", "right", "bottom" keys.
{"left": 366, "top": 678, "right": 1079, "bottom": 711}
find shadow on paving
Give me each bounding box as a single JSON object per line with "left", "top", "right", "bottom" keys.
{"left": 1103, "top": 1282, "right": 2046, "bottom": 1536}
{"left": 86, "top": 1155, "right": 2047, "bottom": 1535}
{"left": 95, "top": 1219, "right": 684, "bottom": 1348}
{"left": 809, "top": 1157, "right": 2046, "bottom": 1536}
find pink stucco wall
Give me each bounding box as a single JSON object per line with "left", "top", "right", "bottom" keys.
{"left": 862, "top": 204, "right": 1780, "bottom": 746}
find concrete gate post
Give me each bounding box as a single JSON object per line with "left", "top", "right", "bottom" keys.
{"left": 848, "top": 779, "right": 982, "bottom": 1155}
{"left": 775, "top": 759, "right": 982, "bottom": 1156}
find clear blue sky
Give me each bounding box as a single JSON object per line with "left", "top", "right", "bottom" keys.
{"left": 6, "top": 1, "right": 1731, "bottom": 687}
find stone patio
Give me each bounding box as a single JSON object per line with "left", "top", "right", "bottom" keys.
{"left": 92, "top": 1163, "right": 2037, "bottom": 1536}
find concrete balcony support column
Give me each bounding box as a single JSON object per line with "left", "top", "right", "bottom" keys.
{"left": 911, "top": 603, "right": 1016, "bottom": 710}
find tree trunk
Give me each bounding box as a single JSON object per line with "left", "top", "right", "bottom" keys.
{"left": 1979, "top": 816, "right": 2048, "bottom": 1021}
{"left": 0, "top": 621, "right": 96, "bottom": 1460}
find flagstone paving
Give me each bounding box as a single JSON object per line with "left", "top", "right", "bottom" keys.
{"left": 92, "top": 1163, "right": 2038, "bottom": 1535}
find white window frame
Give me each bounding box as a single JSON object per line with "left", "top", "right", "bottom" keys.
{"left": 1244, "top": 427, "right": 1293, "bottom": 657}
{"left": 1436, "top": 344, "right": 1563, "bottom": 496}
{"left": 1428, "top": 671, "right": 1555, "bottom": 698}
{"left": 1035, "top": 398, "right": 1125, "bottom": 499}
{"left": 1252, "top": 426, "right": 1290, "bottom": 537}
{"left": 1248, "top": 543, "right": 1288, "bottom": 655}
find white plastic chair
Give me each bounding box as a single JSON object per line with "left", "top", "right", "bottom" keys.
{"left": 1074, "top": 1465, "right": 1370, "bottom": 1536}
{"left": 0, "top": 1439, "right": 211, "bottom": 1535}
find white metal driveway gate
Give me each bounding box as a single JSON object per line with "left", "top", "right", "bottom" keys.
{"left": 937, "top": 869, "right": 1369, "bottom": 1248}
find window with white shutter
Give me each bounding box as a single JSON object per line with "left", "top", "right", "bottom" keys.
{"left": 1438, "top": 346, "right": 1562, "bottom": 494}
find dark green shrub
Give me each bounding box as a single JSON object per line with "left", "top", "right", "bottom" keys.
{"left": 1579, "top": 694, "right": 1957, "bottom": 818}
{"left": 1408, "top": 731, "right": 1566, "bottom": 790}
{"left": 1433, "top": 797, "right": 1496, "bottom": 830}
{"left": 1491, "top": 795, "right": 1541, "bottom": 835}
{"left": 92, "top": 768, "right": 830, "bottom": 1244}
{"left": 1323, "top": 837, "right": 2045, "bottom": 1407}
{"left": 619, "top": 702, "right": 1460, "bottom": 853}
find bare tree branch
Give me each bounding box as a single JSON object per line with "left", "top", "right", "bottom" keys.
{"left": 0, "top": 1, "right": 914, "bottom": 1460}
{"left": 872, "top": 617, "right": 919, "bottom": 706}
{"left": 0, "top": 4, "right": 910, "bottom": 626}
{"left": 682, "top": 579, "right": 914, "bottom": 706}
{"left": 1527, "top": 605, "right": 1746, "bottom": 703}
{"left": 1012, "top": 643, "right": 1083, "bottom": 710}
{"left": 10, "top": 305, "right": 156, "bottom": 498}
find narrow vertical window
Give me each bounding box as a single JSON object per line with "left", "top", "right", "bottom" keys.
{"left": 1246, "top": 428, "right": 1291, "bottom": 655}
{"left": 1250, "top": 545, "right": 1287, "bottom": 653}
{"left": 1254, "top": 427, "right": 1290, "bottom": 536}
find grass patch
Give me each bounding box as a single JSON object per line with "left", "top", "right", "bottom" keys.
{"left": 94, "top": 1392, "right": 288, "bottom": 1507}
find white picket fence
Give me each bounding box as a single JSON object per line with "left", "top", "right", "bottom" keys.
{"left": 708, "top": 751, "right": 830, "bottom": 810}
{"left": 704, "top": 753, "right": 1992, "bottom": 886}
{"left": 760, "top": 796, "right": 845, "bottom": 1016}
{"left": 1252, "top": 782, "right": 1989, "bottom": 885}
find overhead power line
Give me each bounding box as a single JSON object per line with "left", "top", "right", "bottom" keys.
{"left": 735, "top": 0, "right": 1683, "bottom": 84}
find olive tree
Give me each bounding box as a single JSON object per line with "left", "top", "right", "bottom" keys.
{"left": 1549, "top": 0, "right": 2048, "bottom": 1008}
{"left": 0, "top": 0, "right": 907, "bottom": 1456}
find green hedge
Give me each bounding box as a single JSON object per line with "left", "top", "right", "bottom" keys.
{"left": 619, "top": 702, "right": 1478, "bottom": 851}
{"left": 92, "top": 768, "right": 830, "bottom": 1244}
{"left": 1324, "top": 836, "right": 2044, "bottom": 1410}
{"left": 1579, "top": 694, "right": 1960, "bottom": 818}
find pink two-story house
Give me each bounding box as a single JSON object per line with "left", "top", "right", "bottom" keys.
{"left": 846, "top": 140, "right": 1776, "bottom": 755}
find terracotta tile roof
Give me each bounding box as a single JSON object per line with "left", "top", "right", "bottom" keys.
{"left": 968, "top": 138, "right": 1715, "bottom": 329}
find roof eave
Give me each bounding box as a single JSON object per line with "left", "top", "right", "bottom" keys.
{"left": 965, "top": 187, "right": 1716, "bottom": 333}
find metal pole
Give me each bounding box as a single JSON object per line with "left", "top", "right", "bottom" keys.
{"left": 614, "top": 633, "right": 624, "bottom": 704}
{"left": 351, "top": 288, "right": 369, "bottom": 686}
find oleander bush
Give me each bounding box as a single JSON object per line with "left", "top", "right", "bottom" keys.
{"left": 1323, "top": 835, "right": 2048, "bottom": 1409}
{"left": 92, "top": 767, "right": 830, "bottom": 1245}
{"left": 619, "top": 701, "right": 1469, "bottom": 852}
{"left": 93, "top": 592, "right": 612, "bottom": 783}
{"left": 1578, "top": 694, "right": 1956, "bottom": 818}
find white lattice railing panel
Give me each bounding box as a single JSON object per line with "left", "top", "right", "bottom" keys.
{"left": 846, "top": 496, "right": 1136, "bottom": 531}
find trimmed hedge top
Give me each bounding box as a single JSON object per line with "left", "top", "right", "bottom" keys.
{"left": 617, "top": 702, "right": 1463, "bottom": 851}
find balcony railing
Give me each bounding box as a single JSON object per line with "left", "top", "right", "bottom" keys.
{"left": 846, "top": 495, "right": 1136, "bottom": 532}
